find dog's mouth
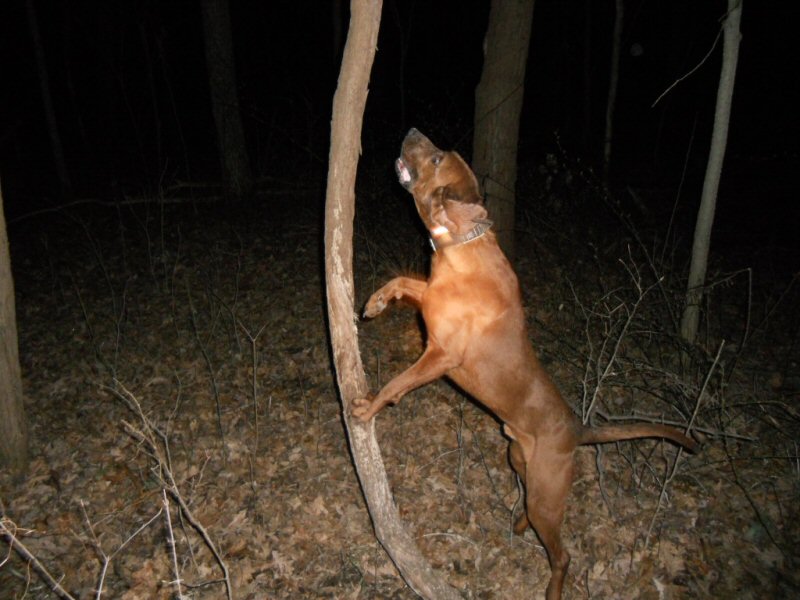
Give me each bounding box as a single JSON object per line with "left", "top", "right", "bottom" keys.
{"left": 395, "top": 158, "right": 414, "bottom": 189}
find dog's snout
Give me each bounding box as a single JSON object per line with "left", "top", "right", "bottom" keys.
{"left": 401, "top": 128, "right": 439, "bottom": 164}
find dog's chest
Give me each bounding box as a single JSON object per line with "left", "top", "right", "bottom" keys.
{"left": 423, "top": 264, "right": 517, "bottom": 343}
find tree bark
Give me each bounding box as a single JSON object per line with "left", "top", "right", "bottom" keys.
{"left": 472, "top": 0, "right": 535, "bottom": 260}
{"left": 0, "top": 182, "right": 29, "bottom": 475}
{"left": 26, "top": 0, "right": 71, "bottom": 197}
{"left": 324, "top": 2, "right": 460, "bottom": 598}
{"left": 201, "top": 0, "right": 253, "bottom": 199}
{"left": 680, "top": 0, "right": 742, "bottom": 347}
{"left": 603, "top": 0, "right": 624, "bottom": 178}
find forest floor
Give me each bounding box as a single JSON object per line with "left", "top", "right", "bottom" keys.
{"left": 1, "top": 165, "right": 799, "bottom": 599}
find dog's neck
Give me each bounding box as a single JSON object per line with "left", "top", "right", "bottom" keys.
{"left": 429, "top": 219, "right": 493, "bottom": 251}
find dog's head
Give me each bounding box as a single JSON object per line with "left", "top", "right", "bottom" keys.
{"left": 395, "top": 129, "right": 488, "bottom": 241}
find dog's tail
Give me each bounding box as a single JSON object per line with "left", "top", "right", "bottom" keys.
{"left": 579, "top": 423, "right": 698, "bottom": 452}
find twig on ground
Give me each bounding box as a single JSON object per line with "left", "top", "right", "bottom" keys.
{"left": 573, "top": 253, "right": 661, "bottom": 424}
{"left": 238, "top": 319, "right": 268, "bottom": 450}
{"left": 643, "top": 340, "right": 721, "bottom": 550}
{"left": 594, "top": 446, "right": 614, "bottom": 517}
{"left": 186, "top": 280, "right": 226, "bottom": 447}
{"left": 109, "top": 381, "right": 233, "bottom": 600}
{"left": 79, "top": 499, "right": 163, "bottom": 599}
{"left": 163, "top": 490, "right": 185, "bottom": 600}
{"left": 0, "top": 516, "right": 77, "bottom": 600}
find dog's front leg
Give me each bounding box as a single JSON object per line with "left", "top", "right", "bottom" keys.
{"left": 352, "top": 344, "right": 456, "bottom": 421}
{"left": 363, "top": 276, "right": 427, "bottom": 318}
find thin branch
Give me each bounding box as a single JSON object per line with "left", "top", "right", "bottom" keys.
{"left": 186, "top": 281, "right": 226, "bottom": 446}
{"left": 652, "top": 28, "right": 722, "bottom": 108}
{"left": 109, "top": 381, "right": 233, "bottom": 600}
{"left": 163, "top": 490, "right": 185, "bottom": 600}
{"left": 644, "top": 340, "right": 722, "bottom": 549}
{"left": 0, "top": 517, "right": 77, "bottom": 600}
{"left": 238, "top": 319, "right": 268, "bottom": 449}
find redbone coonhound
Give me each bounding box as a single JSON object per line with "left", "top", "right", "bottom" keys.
{"left": 353, "top": 128, "right": 697, "bottom": 600}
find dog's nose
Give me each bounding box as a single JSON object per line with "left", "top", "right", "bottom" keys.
{"left": 407, "top": 127, "right": 419, "bottom": 137}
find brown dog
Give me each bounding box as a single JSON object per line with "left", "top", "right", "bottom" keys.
{"left": 353, "top": 129, "right": 697, "bottom": 600}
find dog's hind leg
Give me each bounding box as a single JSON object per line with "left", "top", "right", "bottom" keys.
{"left": 524, "top": 448, "right": 573, "bottom": 600}
{"left": 508, "top": 439, "right": 532, "bottom": 534}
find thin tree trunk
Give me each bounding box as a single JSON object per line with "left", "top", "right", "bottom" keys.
{"left": 201, "top": 0, "right": 253, "bottom": 199}
{"left": 324, "top": 1, "right": 460, "bottom": 597}
{"left": 603, "top": 0, "right": 624, "bottom": 178}
{"left": 473, "top": 0, "right": 535, "bottom": 260}
{"left": 156, "top": 33, "right": 192, "bottom": 180}
{"left": 141, "top": 21, "right": 163, "bottom": 174}
{"left": 582, "top": 0, "right": 593, "bottom": 155}
{"left": 60, "top": 4, "right": 87, "bottom": 152}
{"left": 680, "top": 0, "right": 742, "bottom": 347}
{"left": 26, "top": 0, "right": 71, "bottom": 197}
{"left": 0, "top": 182, "right": 29, "bottom": 475}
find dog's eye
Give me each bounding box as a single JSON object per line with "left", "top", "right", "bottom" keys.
{"left": 431, "top": 154, "right": 443, "bottom": 166}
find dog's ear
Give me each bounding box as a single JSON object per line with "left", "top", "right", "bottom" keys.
{"left": 431, "top": 186, "right": 488, "bottom": 234}
{"left": 447, "top": 152, "right": 483, "bottom": 205}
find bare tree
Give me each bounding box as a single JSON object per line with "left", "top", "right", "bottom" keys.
{"left": 26, "top": 0, "right": 71, "bottom": 197}
{"left": 472, "top": 0, "right": 535, "bottom": 260}
{"left": 680, "top": 0, "right": 742, "bottom": 347}
{"left": 201, "top": 0, "right": 253, "bottom": 199}
{"left": 603, "top": 0, "right": 624, "bottom": 177}
{"left": 582, "top": 0, "right": 593, "bottom": 154}
{"left": 324, "top": 1, "right": 460, "bottom": 597}
{"left": 0, "top": 182, "right": 28, "bottom": 474}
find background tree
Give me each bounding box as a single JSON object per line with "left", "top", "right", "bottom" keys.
{"left": 0, "top": 182, "right": 28, "bottom": 475}
{"left": 201, "top": 0, "right": 253, "bottom": 199}
{"left": 603, "top": 0, "right": 624, "bottom": 178}
{"left": 26, "top": 0, "right": 71, "bottom": 197}
{"left": 324, "top": 1, "right": 460, "bottom": 597}
{"left": 680, "top": 0, "right": 742, "bottom": 348}
{"left": 472, "top": 0, "right": 535, "bottom": 260}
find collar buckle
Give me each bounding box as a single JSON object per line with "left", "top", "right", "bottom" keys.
{"left": 429, "top": 219, "right": 493, "bottom": 251}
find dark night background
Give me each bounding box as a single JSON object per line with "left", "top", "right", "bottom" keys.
{"left": 2, "top": 0, "right": 798, "bottom": 259}
{"left": 2, "top": 2, "right": 800, "bottom": 598}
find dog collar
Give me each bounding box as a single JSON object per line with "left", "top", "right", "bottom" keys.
{"left": 429, "top": 219, "right": 493, "bottom": 251}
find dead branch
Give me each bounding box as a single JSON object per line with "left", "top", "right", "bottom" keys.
{"left": 78, "top": 499, "right": 163, "bottom": 599}
{"left": 643, "top": 340, "right": 720, "bottom": 549}
{"left": 185, "top": 281, "right": 226, "bottom": 446}
{"left": 162, "top": 490, "right": 186, "bottom": 600}
{"left": 0, "top": 516, "right": 77, "bottom": 600}
{"left": 109, "top": 381, "right": 233, "bottom": 600}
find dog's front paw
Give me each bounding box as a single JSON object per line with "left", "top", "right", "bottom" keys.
{"left": 363, "top": 292, "right": 387, "bottom": 319}
{"left": 351, "top": 394, "right": 377, "bottom": 422}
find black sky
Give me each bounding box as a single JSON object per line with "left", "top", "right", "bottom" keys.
{"left": 1, "top": 0, "right": 798, "bottom": 226}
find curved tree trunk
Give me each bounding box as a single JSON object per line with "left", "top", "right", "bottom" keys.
{"left": 472, "top": 0, "right": 535, "bottom": 260}
{"left": 201, "top": 0, "right": 253, "bottom": 199}
{"left": 323, "top": 1, "right": 460, "bottom": 598}
{"left": 680, "top": 0, "right": 742, "bottom": 348}
{"left": 0, "top": 182, "right": 28, "bottom": 475}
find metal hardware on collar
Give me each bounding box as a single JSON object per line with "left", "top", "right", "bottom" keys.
{"left": 429, "top": 219, "right": 493, "bottom": 251}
